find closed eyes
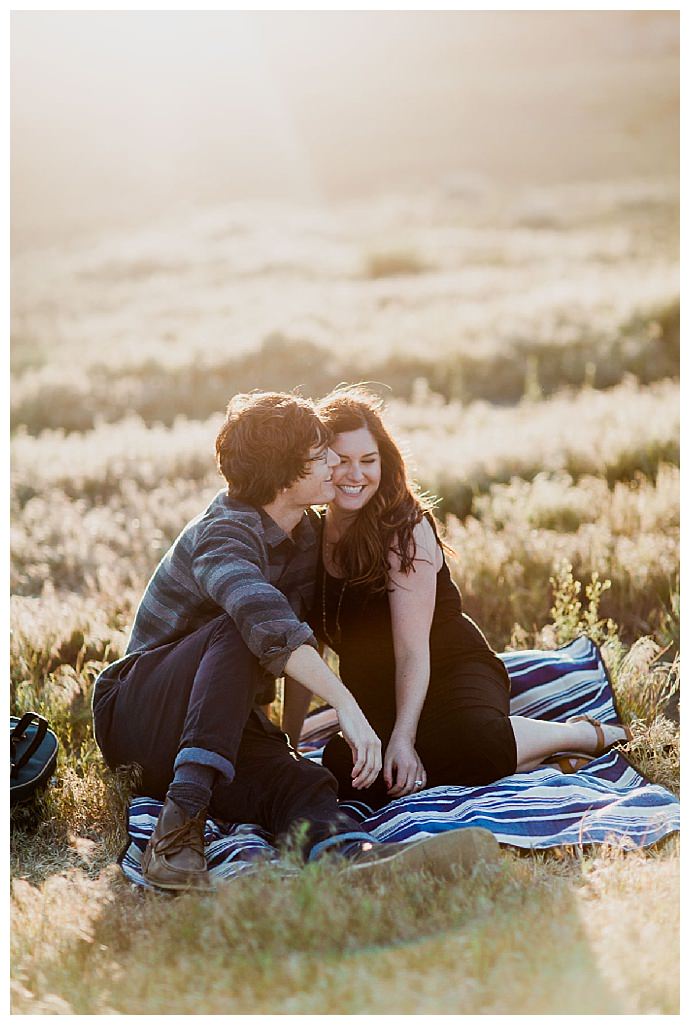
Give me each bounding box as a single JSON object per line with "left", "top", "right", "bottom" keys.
{"left": 337, "top": 454, "right": 379, "bottom": 464}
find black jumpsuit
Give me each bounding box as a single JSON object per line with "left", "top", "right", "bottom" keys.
{"left": 311, "top": 546, "right": 518, "bottom": 808}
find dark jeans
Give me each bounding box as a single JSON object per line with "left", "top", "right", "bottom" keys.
{"left": 92, "top": 614, "right": 361, "bottom": 853}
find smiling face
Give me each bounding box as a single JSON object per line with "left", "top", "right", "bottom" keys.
{"left": 330, "top": 427, "right": 382, "bottom": 514}
{"left": 286, "top": 442, "right": 340, "bottom": 508}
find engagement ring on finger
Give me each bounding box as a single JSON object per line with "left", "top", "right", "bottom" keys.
{"left": 414, "top": 779, "right": 424, "bottom": 788}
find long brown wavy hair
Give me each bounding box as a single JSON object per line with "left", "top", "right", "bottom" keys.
{"left": 317, "top": 385, "right": 443, "bottom": 593}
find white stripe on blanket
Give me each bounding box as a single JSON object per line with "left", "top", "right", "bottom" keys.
{"left": 119, "top": 636, "right": 679, "bottom": 889}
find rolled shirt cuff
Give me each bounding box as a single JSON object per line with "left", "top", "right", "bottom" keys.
{"left": 174, "top": 746, "right": 235, "bottom": 783}
{"left": 261, "top": 623, "right": 318, "bottom": 678}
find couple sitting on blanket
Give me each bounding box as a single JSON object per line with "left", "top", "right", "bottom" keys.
{"left": 92, "top": 386, "right": 631, "bottom": 891}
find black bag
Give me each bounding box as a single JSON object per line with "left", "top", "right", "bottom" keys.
{"left": 10, "top": 713, "right": 59, "bottom": 806}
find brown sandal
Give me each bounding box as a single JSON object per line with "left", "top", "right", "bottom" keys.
{"left": 544, "top": 754, "right": 592, "bottom": 774}
{"left": 566, "top": 714, "right": 633, "bottom": 755}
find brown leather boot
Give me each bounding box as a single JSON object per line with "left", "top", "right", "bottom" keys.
{"left": 141, "top": 796, "right": 211, "bottom": 891}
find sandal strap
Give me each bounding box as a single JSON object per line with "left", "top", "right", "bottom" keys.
{"left": 568, "top": 715, "right": 605, "bottom": 755}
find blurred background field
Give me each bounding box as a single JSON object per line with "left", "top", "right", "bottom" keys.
{"left": 10, "top": 10, "right": 679, "bottom": 1015}
{"left": 10, "top": 179, "right": 680, "bottom": 660}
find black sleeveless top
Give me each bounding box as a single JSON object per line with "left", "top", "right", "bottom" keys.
{"left": 309, "top": 540, "right": 508, "bottom": 735}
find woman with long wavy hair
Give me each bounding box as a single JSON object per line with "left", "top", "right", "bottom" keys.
{"left": 283, "top": 386, "right": 632, "bottom": 809}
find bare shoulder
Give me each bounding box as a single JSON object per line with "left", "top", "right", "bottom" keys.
{"left": 413, "top": 517, "right": 442, "bottom": 569}
{"left": 389, "top": 517, "right": 442, "bottom": 575}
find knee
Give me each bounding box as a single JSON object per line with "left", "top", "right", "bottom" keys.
{"left": 423, "top": 713, "right": 516, "bottom": 787}
{"left": 207, "top": 614, "right": 243, "bottom": 648}
{"left": 294, "top": 754, "right": 339, "bottom": 793}
{"left": 461, "top": 716, "right": 517, "bottom": 785}
{"left": 200, "top": 614, "right": 250, "bottom": 666}
{"left": 459, "top": 754, "right": 507, "bottom": 787}
{"left": 205, "top": 614, "right": 268, "bottom": 691}
{"left": 322, "top": 735, "right": 352, "bottom": 783}
{"left": 269, "top": 754, "right": 339, "bottom": 810}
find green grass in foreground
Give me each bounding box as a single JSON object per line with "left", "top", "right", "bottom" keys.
{"left": 10, "top": 839, "right": 679, "bottom": 1014}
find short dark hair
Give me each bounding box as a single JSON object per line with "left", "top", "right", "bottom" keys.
{"left": 215, "top": 391, "right": 328, "bottom": 506}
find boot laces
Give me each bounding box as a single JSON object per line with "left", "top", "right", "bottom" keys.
{"left": 155, "top": 816, "right": 205, "bottom": 857}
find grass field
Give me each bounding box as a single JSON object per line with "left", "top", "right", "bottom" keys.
{"left": 10, "top": 180, "right": 679, "bottom": 1013}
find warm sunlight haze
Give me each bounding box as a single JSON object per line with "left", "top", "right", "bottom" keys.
{"left": 10, "top": 10, "right": 679, "bottom": 1016}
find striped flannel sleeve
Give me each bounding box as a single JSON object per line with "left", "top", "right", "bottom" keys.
{"left": 190, "top": 519, "right": 317, "bottom": 677}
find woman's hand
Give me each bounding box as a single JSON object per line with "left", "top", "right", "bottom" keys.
{"left": 384, "top": 730, "right": 426, "bottom": 798}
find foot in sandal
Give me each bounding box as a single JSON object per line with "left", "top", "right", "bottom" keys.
{"left": 566, "top": 715, "right": 633, "bottom": 756}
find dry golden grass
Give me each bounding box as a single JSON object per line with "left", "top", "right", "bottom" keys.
{"left": 9, "top": 495, "right": 680, "bottom": 1012}
{"left": 11, "top": 178, "right": 678, "bottom": 433}
{"left": 9, "top": 541, "right": 680, "bottom": 1012}
{"left": 10, "top": 182, "right": 679, "bottom": 1013}
{"left": 11, "top": 377, "right": 679, "bottom": 508}
{"left": 428, "top": 463, "right": 678, "bottom": 650}
{"left": 10, "top": 838, "right": 679, "bottom": 1014}
{"left": 9, "top": 469, "right": 679, "bottom": 657}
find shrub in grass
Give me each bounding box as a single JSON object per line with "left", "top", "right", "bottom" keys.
{"left": 363, "top": 248, "right": 431, "bottom": 279}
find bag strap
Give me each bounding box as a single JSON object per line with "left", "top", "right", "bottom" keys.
{"left": 10, "top": 713, "right": 49, "bottom": 776}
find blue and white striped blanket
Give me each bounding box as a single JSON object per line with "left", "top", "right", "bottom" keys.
{"left": 120, "top": 636, "right": 679, "bottom": 888}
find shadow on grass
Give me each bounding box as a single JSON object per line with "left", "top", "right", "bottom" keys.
{"left": 10, "top": 841, "right": 653, "bottom": 1014}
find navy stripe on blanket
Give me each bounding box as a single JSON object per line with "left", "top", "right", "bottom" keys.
{"left": 119, "top": 636, "right": 679, "bottom": 889}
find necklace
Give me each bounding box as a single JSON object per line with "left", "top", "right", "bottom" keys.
{"left": 321, "top": 517, "right": 348, "bottom": 648}
{"left": 321, "top": 563, "right": 347, "bottom": 650}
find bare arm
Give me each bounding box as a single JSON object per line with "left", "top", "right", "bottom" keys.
{"left": 385, "top": 518, "right": 441, "bottom": 796}
{"left": 283, "top": 644, "right": 381, "bottom": 789}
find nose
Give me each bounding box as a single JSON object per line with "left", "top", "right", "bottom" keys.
{"left": 347, "top": 464, "right": 364, "bottom": 482}
{"left": 327, "top": 448, "right": 340, "bottom": 468}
